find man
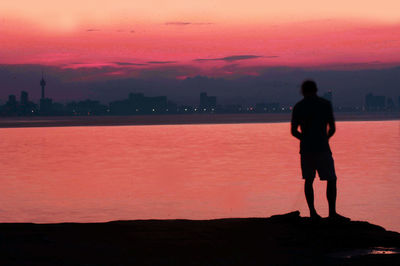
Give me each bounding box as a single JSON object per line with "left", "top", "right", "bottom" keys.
{"left": 291, "top": 80, "right": 348, "bottom": 221}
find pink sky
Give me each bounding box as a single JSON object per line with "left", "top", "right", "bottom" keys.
{"left": 1, "top": 0, "right": 400, "bottom": 78}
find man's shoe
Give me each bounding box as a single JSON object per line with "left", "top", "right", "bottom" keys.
{"left": 310, "top": 213, "right": 322, "bottom": 221}
{"left": 328, "top": 213, "right": 350, "bottom": 222}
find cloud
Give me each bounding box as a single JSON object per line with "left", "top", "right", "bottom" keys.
{"left": 147, "top": 61, "right": 177, "bottom": 64}
{"left": 113, "top": 62, "right": 147, "bottom": 66}
{"left": 130, "top": 30, "right": 135, "bottom": 33}
{"left": 62, "top": 63, "right": 113, "bottom": 69}
{"left": 164, "top": 22, "right": 213, "bottom": 26}
{"left": 86, "top": 29, "right": 101, "bottom": 32}
{"left": 165, "top": 22, "right": 191, "bottom": 26}
{"left": 194, "top": 55, "right": 275, "bottom": 62}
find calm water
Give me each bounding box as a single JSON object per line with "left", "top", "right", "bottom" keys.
{"left": 0, "top": 120, "right": 399, "bottom": 231}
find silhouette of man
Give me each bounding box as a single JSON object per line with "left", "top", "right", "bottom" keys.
{"left": 291, "top": 80, "right": 348, "bottom": 221}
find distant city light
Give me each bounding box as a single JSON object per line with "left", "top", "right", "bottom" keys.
{"left": 2, "top": 85, "right": 393, "bottom": 117}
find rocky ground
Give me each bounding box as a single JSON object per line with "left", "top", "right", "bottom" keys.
{"left": 1, "top": 211, "right": 400, "bottom": 265}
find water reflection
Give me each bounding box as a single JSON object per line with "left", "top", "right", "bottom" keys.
{"left": 0, "top": 121, "right": 398, "bottom": 232}
{"left": 331, "top": 247, "right": 400, "bottom": 259}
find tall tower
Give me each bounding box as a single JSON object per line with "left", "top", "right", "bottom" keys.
{"left": 39, "top": 71, "right": 52, "bottom": 114}
{"left": 40, "top": 71, "right": 46, "bottom": 99}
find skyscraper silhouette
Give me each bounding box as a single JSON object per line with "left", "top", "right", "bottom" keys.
{"left": 199, "top": 92, "right": 217, "bottom": 112}
{"left": 40, "top": 71, "right": 46, "bottom": 100}
{"left": 39, "top": 72, "right": 53, "bottom": 115}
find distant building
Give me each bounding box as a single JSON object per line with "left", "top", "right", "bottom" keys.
{"left": 39, "top": 73, "right": 53, "bottom": 115}
{"left": 387, "top": 97, "right": 395, "bottom": 112}
{"left": 224, "top": 104, "right": 243, "bottom": 113}
{"left": 129, "top": 93, "right": 168, "bottom": 113}
{"left": 6, "top": 95, "right": 17, "bottom": 115}
{"left": 20, "top": 91, "right": 28, "bottom": 105}
{"left": 40, "top": 74, "right": 46, "bottom": 99}
{"left": 167, "top": 101, "right": 178, "bottom": 113}
{"left": 177, "top": 105, "right": 194, "bottom": 113}
{"left": 40, "top": 98, "right": 53, "bottom": 115}
{"left": 66, "top": 100, "right": 107, "bottom": 115}
{"left": 199, "top": 92, "right": 217, "bottom": 112}
{"left": 19, "top": 91, "right": 37, "bottom": 115}
{"left": 255, "top": 103, "right": 266, "bottom": 113}
{"left": 365, "top": 93, "right": 385, "bottom": 111}
{"left": 110, "top": 93, "right": 170, "bottom": 115}
{"left": 255, "top": 102, "right": 280, "bottom": 113}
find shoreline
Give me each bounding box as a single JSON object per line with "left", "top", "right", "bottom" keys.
{"left": 0, "top": 112, "right": 399, "bottom": 128}
{"left": 1, "top": 211, "right": 399, "bottom": 265}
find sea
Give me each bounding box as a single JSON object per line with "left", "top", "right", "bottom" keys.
{"left": 0, "top": 120, "right": 399, "bottom": 231}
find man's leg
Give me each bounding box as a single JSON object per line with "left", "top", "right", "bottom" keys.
{"left": 305, "top": 178, "right": 319, "bottom": 218}
{"left": 327, "top": 179, "right": 350, "bottom": 221}
{"left": 327, "top": 179, "right": 337, "bottom": 217}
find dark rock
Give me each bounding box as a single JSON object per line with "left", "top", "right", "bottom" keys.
{"left": 0, "top": 212, "right": 399, "bottom": 265}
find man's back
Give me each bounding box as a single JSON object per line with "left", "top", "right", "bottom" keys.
{"left": 291, "top": 96, "right": 334, "bottom": 154}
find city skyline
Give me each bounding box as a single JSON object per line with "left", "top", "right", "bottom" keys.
{"left": 1, "top": 77, "right": 397, "bottom": 117}
{"left": 0, "top": 64, "right": 399, "bottom": 107}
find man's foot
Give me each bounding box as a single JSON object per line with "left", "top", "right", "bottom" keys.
{"left": 310, "top": 213, "right": 322, "bottom": 220}
{"left": 328, "top": 213, "right": 350, "bottom": 222}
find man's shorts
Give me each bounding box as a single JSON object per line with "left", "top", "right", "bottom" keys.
{"left": 300, "top": 152, "right": 337, "bottom": 181}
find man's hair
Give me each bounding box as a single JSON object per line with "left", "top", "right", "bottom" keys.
{"left": 301, "top": 80, "right": 318, "bottom": 96}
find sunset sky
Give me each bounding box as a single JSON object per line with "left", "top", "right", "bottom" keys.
{"left": 1, "top": 0, "right": 400, "bottom": 74}
{"left": 1, "top": 0, "right": 400, "bottom": 103}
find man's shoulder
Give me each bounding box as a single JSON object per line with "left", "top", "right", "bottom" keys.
{"left": 292, "top": 100, "right": 305, "bottom": 120}
{"left": 292, "top": 97, "right": 332, "bottom": 115}
{"left": 317, "top": 96, "right": 332, "bottom": 106}
{"left": 300, "top": 96, "right": 332, "bottom": 107}
{"left": 293, "top": 99, "right": 306, "bottom": 109}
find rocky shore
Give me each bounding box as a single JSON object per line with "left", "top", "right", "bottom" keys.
{"left": 1, "top": 211, "right": 400, "bottom": 265}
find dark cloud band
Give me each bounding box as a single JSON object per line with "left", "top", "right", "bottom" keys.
{"left": 194, "top": 55, "right": 276, "bottom": 62}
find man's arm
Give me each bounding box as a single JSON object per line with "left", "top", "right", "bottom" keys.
{"left": 327, "top": 102, "right": 336, "bottom": 139}
{"left": 327, "top": 119, "right": 335, "bottom": 139}
{"left": 291, "top": 105, "right": 302, "bottom": 140}
{"left": 291, "top": 121, "right": 302, "bottom": 140}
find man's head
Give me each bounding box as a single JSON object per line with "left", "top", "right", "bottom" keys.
{"left": 301, "top": 80, "right": 318, "bottom": 97}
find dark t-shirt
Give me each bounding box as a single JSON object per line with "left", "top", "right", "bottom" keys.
{"left": 291, "top": 96, "right": 334, "bottom": 154}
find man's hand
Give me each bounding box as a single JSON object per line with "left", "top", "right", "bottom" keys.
{"left": 291, "top": 123, "right": 302, "bottom": 140}
{"left": 327, "top": 120, "right": 336, "bottom": 139}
